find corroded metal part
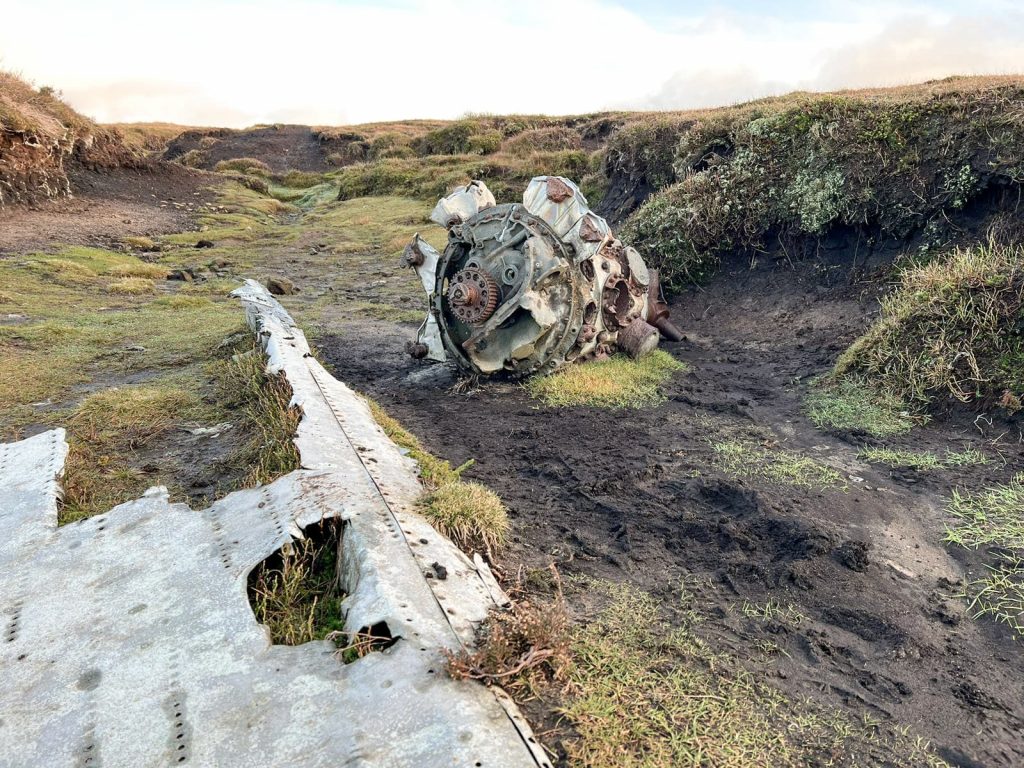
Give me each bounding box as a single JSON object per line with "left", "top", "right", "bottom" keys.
{"left": 448, "top": 267, "right": 500, "bottom": 325}
{"left": 407, "top": 176, "right": 680, "bottom": 376}
{"left": 0, "top": 283, "right": 549, "bottom": 768}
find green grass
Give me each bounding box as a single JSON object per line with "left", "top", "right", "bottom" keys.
{"left": 859, "top": 446, "right": 988, "bottom": 470}
{"left": 834, "top": 242, "right": 1024, "bottom": 411}
{"left": 247, "top": 521, "right": 346, "bottom": 646}
{"left": 526, "top": 351, "right": 685, "bottom": 409}
{"left": 561, "top": 579, "right": 947, "bottom": 767}
{"left": 806, "top": 377, "right": 918, "bottom": 438}
{"left": 212, "top": 346, "right": 302, "bottom": 488}
{"left": 420, "top": 481, "right": 509, "bottom": 554}
{"left": 712, "top": 438, "right": 847, "bottom": 491}
{"left": 0, "top": 249, "right": 240, "bottom": 434}
{"left": 944, "top": 475, "right": 1024, "bottom": 637}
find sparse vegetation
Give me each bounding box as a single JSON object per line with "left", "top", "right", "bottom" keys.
{"left": 559, "top": 579, "right": 945, "bottom": 767}
{"left": 367, "top": 397, "right": 509, "bottom": 554}
{"left": 859, "top": 446, "right": 988, "bottom": 470}
{"left": 944, "top": 474, "right": 1024, "bottom": 637}
{"left": 527, "top": 351, "right": 685, "bottom": 409}
{"left": 806, "top": 377, "right": 918, "bottom": 437}
{"left": 248, "top": 521, "right": 345, "bottom": 645}
{"left": 712, "top": 438, "right": 847, "bottom": 490}
{"left": 61, "top": 384, "right": 208, "bottom": 523}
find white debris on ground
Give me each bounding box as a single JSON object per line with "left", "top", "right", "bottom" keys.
{"left": 0, "top": 280, "right": 548, "bottom": 768}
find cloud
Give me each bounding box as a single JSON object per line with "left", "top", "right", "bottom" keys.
{"left": 813, "top": 13, "right": 1024, "bottom": 89}
{"left": 61, "top": 81, "right": 256, "bottom": 127}
{"left": 0, "top": 0, "right": 1021, "bottom": 126}
{"left": 634, "top": 68, "right": 791, "bottom": 111}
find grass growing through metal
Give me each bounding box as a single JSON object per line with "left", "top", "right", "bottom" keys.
{"left": 806, "top": 377, "right": 918, "bottom": 438}
{"left": 248, "top": 521, "right": 345, "bottom": 645}
{"left": 712, "top": 439, "right": 847, "bottom": 491}
{"left": 859, "top": 446, "right": 988, "bottom": 470}
{"left": 944, "top": 474, "right": 1024, "bottom": 637}
{"left": 526, "top": 351, "right": 686, "bottom": 409}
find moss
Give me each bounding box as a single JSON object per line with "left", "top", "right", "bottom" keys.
{"left": 616, "top": 82, "right": 1024, "bottom": 290}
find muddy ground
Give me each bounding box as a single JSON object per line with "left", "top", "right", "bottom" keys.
{"left": 321, "top": 243, "right": 1024, "bottom": 768}
{"left": 0, "top": 163, "right": 217, "bottom": 252}
{"left": 6, "top": 157, "right": 1023, "bottom": 767}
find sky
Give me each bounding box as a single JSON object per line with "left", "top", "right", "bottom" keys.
{"left": 1, "top": 0, "right": 1022, "bottom": 127}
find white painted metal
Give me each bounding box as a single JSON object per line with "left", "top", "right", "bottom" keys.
{"left": 0, "top": 283, "right": 549, "bottom": 768}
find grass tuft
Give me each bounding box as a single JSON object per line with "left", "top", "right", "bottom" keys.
{"left": 944, "top": 474, "right": 1024, "bottom": 637}
{"left": 527, "top": 351, "right": 685, "bottom": 409}
{"left": 806, "top": 377, "right": 918, "bottom": 437}
{"left": 712, "top": 438, "right": 846, "bottom": 491}
{"left": 213, "top": 347, "right": 301, "bottom": 488}
{"left": 420, "top": 481, "right": 509, "bottom": 554}
{"left": 367, "top": 398, "right": 509, "bottom": 554}
{"left": 107, "top": 277, "right": 156, "bottom": 295}
{"left": 834, "top": 243, "right": 1024, "bottom": 410}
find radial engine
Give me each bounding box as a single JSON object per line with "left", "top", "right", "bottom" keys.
{"left": 403, "top": 176, "right": 682, "bottom": 377}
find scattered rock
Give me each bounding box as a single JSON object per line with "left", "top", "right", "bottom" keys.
{"left": 195, "top": 239, "right": 215, "bottom": 249}
{"left": 266, "top": 276, "right": 296, "bottom": 295}
{"left": 167, "top": 269, "right": 194, "bottom": 282}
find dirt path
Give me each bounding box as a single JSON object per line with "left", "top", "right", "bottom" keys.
{"left": 322, "top": 252, "right": 1024, "bottom": 768}
{"left": 0, "top": 164, "right": 217, "bottom": 252}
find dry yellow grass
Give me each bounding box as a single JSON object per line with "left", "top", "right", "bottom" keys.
{"left": 527, "top": 351, "right": 686, "bottom": 409}
{"left": 421, "top": 481, "right": 509, "bottom": 553}
{"left": 108, "top": 277, "right": 156, "bottom": 295}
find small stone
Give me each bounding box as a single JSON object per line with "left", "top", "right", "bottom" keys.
{"left": 266, "top": 276, "right": 296, "bottom": 295}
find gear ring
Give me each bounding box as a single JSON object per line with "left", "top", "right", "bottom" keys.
{"left": 447, "top": 267, "right": 500, "bottom": 325}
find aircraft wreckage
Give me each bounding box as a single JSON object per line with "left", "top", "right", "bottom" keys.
{"left": 404, "top": 176, "right": 682, "bottom": 376}
{"left": 0, "top": 282, "right": 549, "bottom": 768}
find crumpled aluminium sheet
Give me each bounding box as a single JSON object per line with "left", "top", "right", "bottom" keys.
{"left": 0, "top": 281, "right": 548, "bottom": 768}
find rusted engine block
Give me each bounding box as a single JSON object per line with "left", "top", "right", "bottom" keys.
{"left": 404, "top": 176, "right": 681, "bottom": 377}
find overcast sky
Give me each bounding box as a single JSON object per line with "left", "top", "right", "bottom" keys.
{"left": 2, "top": 0, "right": 1022, "bottom": 127}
